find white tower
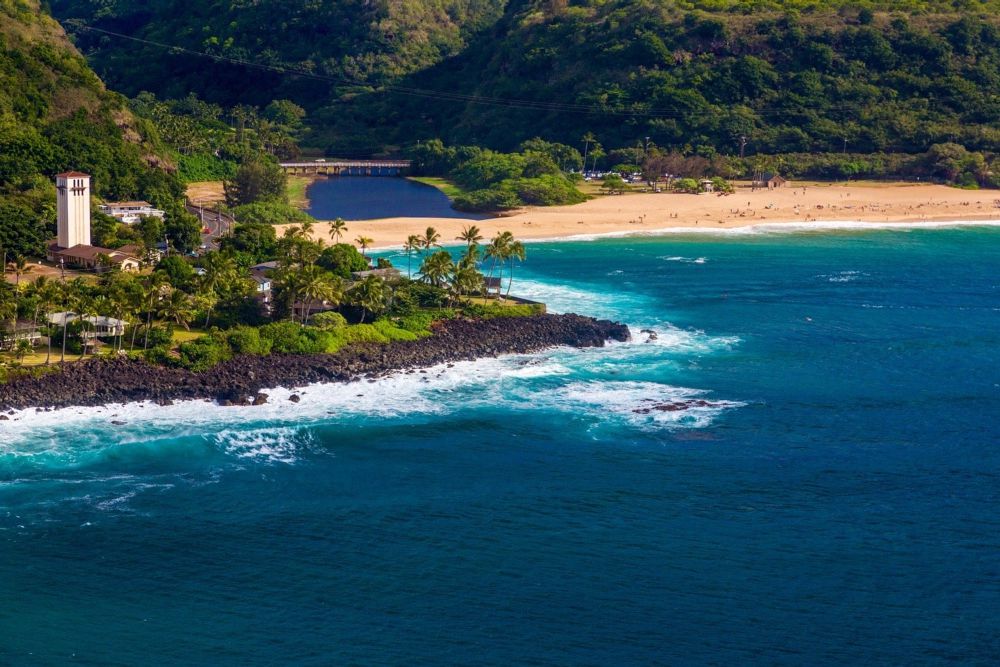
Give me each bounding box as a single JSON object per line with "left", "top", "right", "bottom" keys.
{"left": 56, "top": 171, "right": 91, "bottom": 248}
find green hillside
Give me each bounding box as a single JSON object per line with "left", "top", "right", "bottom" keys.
{"left": 0, "top": 0, "right": 191, "bottom": 257}
{"left": 328, "top": 0, "right": 1000, "bottom": 158}
{"left": 49, "top": 0, "right": 506, "bottom": 110}
{"left": 37, "top": 0, "right": 1000, "bottom": 183}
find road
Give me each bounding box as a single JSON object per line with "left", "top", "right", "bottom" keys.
{"left": 185, "top": 203, "right": 234, "bottom": 251}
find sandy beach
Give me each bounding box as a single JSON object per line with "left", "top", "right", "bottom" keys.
{"left": 272, "top": 181, "right": 1000, "bottom": 248}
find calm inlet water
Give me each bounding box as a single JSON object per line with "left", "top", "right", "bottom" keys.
{"left": 3, "top": 227, "right": 1000, "bottom": 664}
{"left": 305, "top": 176, "right": 486, "bottom": 220}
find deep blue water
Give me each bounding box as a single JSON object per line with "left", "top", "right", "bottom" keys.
{"left": 2, "top": 227, "right": 1000, "bottom": 665}
{"left": 305, "top": 176, "right": 486, "bottom": 220}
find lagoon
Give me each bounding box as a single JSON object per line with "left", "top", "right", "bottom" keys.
{"left": 305, "top": 176, "right": 486, "bottom": 221}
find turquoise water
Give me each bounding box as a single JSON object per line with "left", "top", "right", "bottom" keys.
{"left": 2, "top": 227, "right": 1000, "bottom": 664}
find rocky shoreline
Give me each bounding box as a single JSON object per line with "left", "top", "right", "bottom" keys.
{"left": 0, "top": 314, "right": 630, "bottom": 414}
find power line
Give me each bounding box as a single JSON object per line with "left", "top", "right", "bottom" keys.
{"left": 66, "top": 22, "right": 882, "bottom": 120}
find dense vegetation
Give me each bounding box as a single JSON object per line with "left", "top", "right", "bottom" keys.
{"left": 46, "top": 0, "right": 1000, "bottom": 187}
{"left": 0, "top": 0, "right": 203, "bottom": 258}
{"left": 50, "top": 0, "right": 506, "bottom": 110}
{"left": 1, "top": 214, "right": 533, "bottom": 381}
{"left": 349, "top": 2, "right": 1000, "bottom": 161}
{"left": 407, "top": 138, "right": 587, "bottom": 210}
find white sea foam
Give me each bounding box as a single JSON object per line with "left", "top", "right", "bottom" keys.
{"left": 521, "top": 218, "right": 1000, "bottom": 243}
{"left": 540, "top": 380, "right": 743, "bottom": 430}
{"left": 212, "top": 427, "right": 313, "bottom": 464}
{"left": 660, "top": 255, "right": 708, "bottom": 264}
{"left": 1, "top": 339, "right": 743, "bottom": 461}
{"left": 820, "top": 270, "right": 868, "bottom": 283}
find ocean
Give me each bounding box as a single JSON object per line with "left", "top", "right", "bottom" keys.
{"left": 2, "top": 226, "right": 999, "bottom": 664}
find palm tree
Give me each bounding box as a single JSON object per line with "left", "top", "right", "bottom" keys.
{"left": 158, "top": 289, "right": 196, "bottom": 331}
{"left": 299, "top": 266, "right": 343, "bottom": 324}
{"left": 484, "top": 231, "right": 512, "bottom": 283}
{"left": 57, "top": 281, "right": 78, "bottom": 365}
{"left": 10, "top": 255, "right": 30, "bottom": 286}
{"left": 449, "top": 262, "right": 484, "bottom": 303}
{"left": 299, "top": 219, "right": 316, "bottom": 239}
{"left": 581, "top": 132, "right": 597, "bottom": 173}
{"left": 403, "top": 234, "right": 421, "bottom": 279}
{"left": 329, "top": 218, "right": 348, "bottom": 244}
{"left": 504, "top": 239, "right": 527, "bottom": 299}
{"left": 199, "top": 252, "right": 236, "bottom": 327}
{"left": 14, "top": 338, "right": 31, "bottom": 363}
{"left": 355, "top": 236, "right": 374, "bottom": 259}
{"left": 0, "top": 292, "right": 16, "bottom": 354}
{"left": 421, "top": 226, "right": 441, "bottom": 256}
{"left": 36, "top": 278, "right": 59, "bottom": 364}
{"left": 142, "top": 273, "right": 170, "bottom": 350}
{"left": 348, "top": 275, "right": 388, "bottom": 323}
{"left": 75, "top": 290, "right": 98, "bottom": 359}
{"left": 419, "top": 250, "right": 454, "bottom": 288}
{"left": 456, "top": 225, "right": 482, "bottom": 249}
{"left": 589, "top": 145, "right": 605, "bottom": 173}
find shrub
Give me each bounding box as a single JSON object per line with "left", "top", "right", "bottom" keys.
{"left": 231, "top": 201, "right": 314, "bottom": 226}
{"left": 453, "top": 187, "right": 522, "bottom": 212}
{"left": 462, "top": 302, "right": 544, "bottom": 318}
{"left": 143, "top": 325, "right": 175, "bottom": 349}
{"left": 177, "top": 334, "right": 232, "bottom": 371}
{"left": 672, "top": 178, "right": 701, "bottom": 193}
{"left": 311, "top": 311, "right": 347, "bottom": 329}
{"left": 318, "top": 243, "right": 369, "bottom": 279}
{"left": 508, "top": 175, "right": 586, "bottom": 206}
{"left": 226, "top": 326, "right": 272, "bottom": 355}
{"left": 258, "top": 321, "right": 331, "bottom": 354}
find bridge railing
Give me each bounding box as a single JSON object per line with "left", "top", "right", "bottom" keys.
{"left": 279, "top": 160, "right": 411, "bottom": 168}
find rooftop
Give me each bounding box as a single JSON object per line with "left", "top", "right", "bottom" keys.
{"left": 51, "top": 244, "right": 138, "bottom": 263}
{"left": 101, "top": 201, "right": 154, "bottom": 208}
{"left": 56, "top": 171, "right": 90, "bottom": 178}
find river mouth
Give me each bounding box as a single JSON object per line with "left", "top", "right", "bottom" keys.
{"left": 304, "top": 176, "right": 488, "bottom": 220}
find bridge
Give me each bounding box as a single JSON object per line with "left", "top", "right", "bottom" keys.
{"left": 279, "top": 160, "right": 411, "bottom": 176}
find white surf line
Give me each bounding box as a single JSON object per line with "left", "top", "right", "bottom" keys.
{"left": 513, "top": 218, "right": 1000, "bottom": 244}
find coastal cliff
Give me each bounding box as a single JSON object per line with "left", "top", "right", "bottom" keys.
{"left": 0, "top": 314, "right": 629, "bottom": 412}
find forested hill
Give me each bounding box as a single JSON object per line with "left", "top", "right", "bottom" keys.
{"left": 39, "top": 0, "right": 1000, "bottom": 163}
{"left": 328, "top": 0, "right": 1000, "bottom": 156}
{"left": 48, "top": 0, "right": 507, "bottom": 109}
{"left": 0, "top": 0, "right": 184, "bottom": 257}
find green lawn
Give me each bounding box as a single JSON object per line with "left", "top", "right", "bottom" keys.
{"left": 286, "top": 175, "right": 312, "bottom": 208}
{"left": 408, "top": 176, "right": 466, "bottom": 199}
{"left": 171, "top": 328, "right": 207, "bottom": 345}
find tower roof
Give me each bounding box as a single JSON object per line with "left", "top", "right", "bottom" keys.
{"left": 56, "top": 171, "right": 90, "bottom": 178}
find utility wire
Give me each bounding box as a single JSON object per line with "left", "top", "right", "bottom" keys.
{"left": 65, "top": 22, "right": 880, "bottom": 120}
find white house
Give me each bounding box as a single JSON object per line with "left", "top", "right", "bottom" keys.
{"left": 99, "top": 201, "right": 165, "bottom": 225}
{"left": 48, "top": 313, "right": 127, "bottom": 339}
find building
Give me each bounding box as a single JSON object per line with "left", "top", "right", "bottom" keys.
{"left": 249, "top": 262, "right": 275, "bottom": 312}
{"left": 48, "top": 313, "right": 127, "bottom": 339}
{"left": 0, "top": 321, "right": 43, "bottom": 351}
{"left": 484, "top": 277, "right": 503, "bottom": 296}
{"left": 350, "top": 268, "right": 401, "bottom": 281}
{"left": 99, "top": 201, "right": 165, "bottom": 225}
{"left": 47, "top": 244, "right": 141, "bottom": 273}
{"left": 56, "top": 171, "right": 91, "bottom": 248}
{"left": 46, "top": 172, "right": 141, "bottom": 272}
{"left": 753, "top": 173, "right": 789, "bottom": 190}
